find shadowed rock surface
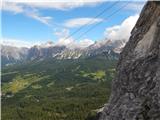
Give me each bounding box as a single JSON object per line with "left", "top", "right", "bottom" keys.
{"left": 96, "top": 1, "right": 160, "bottom": 120}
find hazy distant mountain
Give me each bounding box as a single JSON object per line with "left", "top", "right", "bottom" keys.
{"left": 84, "top": 39, "right": 126, "bottom": 56}
{"left": 27, "top": 45, "right": 66, "bottom": 60}
{"left": 1, "top": 39, "right": 126, "bottom": 66}
{"left": 56, "top": 39, "right": 125, "bottom": 59}
{"left": 1, "top": 45, "right": 29, "bottom": 66}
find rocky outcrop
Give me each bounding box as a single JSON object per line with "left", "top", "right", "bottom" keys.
{"left": 96, "top": 1, "right": 160, "bottom": 120}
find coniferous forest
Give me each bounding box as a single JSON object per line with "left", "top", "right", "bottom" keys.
{"left": 2, "top": 55, "right": 117, "bottom": 120}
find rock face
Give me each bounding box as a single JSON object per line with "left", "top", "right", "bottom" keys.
{"left": 96, "top": 1, "right": 160, "bottom": 120}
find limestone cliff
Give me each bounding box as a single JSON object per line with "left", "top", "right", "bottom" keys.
{"left": 96, "top": 1, "right": 160, "bottom": 120}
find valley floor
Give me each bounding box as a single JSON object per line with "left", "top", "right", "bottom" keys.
{"left": 2, "top": 56, "right": 117, "bottom": 120}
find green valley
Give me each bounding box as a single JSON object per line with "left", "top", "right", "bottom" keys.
{"left": 1, "top": 55, "right": 117, "bottom": 120}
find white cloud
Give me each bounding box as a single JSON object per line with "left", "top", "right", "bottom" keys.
{"left": 79, "top": 39, "right": 94, "bottom": 48}
{"left": 2, "top": 1, "right": 104, "bottom": 26}
{"left": 53, "top": 28, "right": 94, "bottom": 48}
{"left": 64, "top": 18, "right": 103, "bottom": 28}
{"left": 1, "top": 37, "right": 94, "bottom": 49}
{"left": 54, "top": 28, "right": 77, "bottom": 47}
{"left": 56, "top": 38, "right": 75, "bottom": 46}
{"left": 0, "top": 38, "right": 36, "bottom": 48}
{"left": 2, "top": 0, "right": 104, "bottom": 26}
{"left": 54, "top": 28, "right": 74, "bottom": 46}
{"left": 2, "top": 2, "right": 52, "bottom": 25}
{"left": 54, "top": 28, "right": 70, "bottom": 38}
{"left": 2, "top": 2, "right": 23, "bottom": 13}
{"left": 0, "top": 38, "right": 49, "bottom": 48}
{"left": 55, "top": 38, "right": 94, "bottom": 49}
{"left": 3, "top": 0, "right": 104, "bottom": 11}
{"left": 125, "top": 2, "right": 146, "bottom": 12}
{"left": 25, "top": 10, "right": 52, "bottom": 26}
{"left": 104, "top": 14, "right": 139, "bottom": 41}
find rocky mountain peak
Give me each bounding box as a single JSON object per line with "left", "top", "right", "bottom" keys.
{"left": 96, "top": 1, "right": 160, "bottom": 120}
{"left": 1, "top": 38, "right": 125, "bottom": 66}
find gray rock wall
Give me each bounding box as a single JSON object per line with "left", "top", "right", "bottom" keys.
{"left": 96, "top": 1, "right": 160, "bottom": 120}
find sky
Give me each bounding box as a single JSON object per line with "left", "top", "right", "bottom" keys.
{"left": 1, "top": 0, "right": 146, "bottom": 48}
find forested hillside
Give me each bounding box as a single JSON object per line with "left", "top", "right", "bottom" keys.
{"left": 2, "top": 54, "right": 117, "bottom": 120}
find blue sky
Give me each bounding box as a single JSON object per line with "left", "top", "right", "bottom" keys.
{"left": 1, "top": 0, "right": 146, "bottom": 47}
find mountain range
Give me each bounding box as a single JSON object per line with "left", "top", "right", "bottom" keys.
{"left": 1, "top": 39, "right": 126, "bottom": 66}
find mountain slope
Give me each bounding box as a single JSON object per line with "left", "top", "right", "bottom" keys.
{"left": 27, "top": 45, "right": 66, "bottom": 60}
{"left": 1, "top": 39, "right": 124, "bottom": 66}
{"left": 96, "top": 1, "right": 160, "bottom": 120}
